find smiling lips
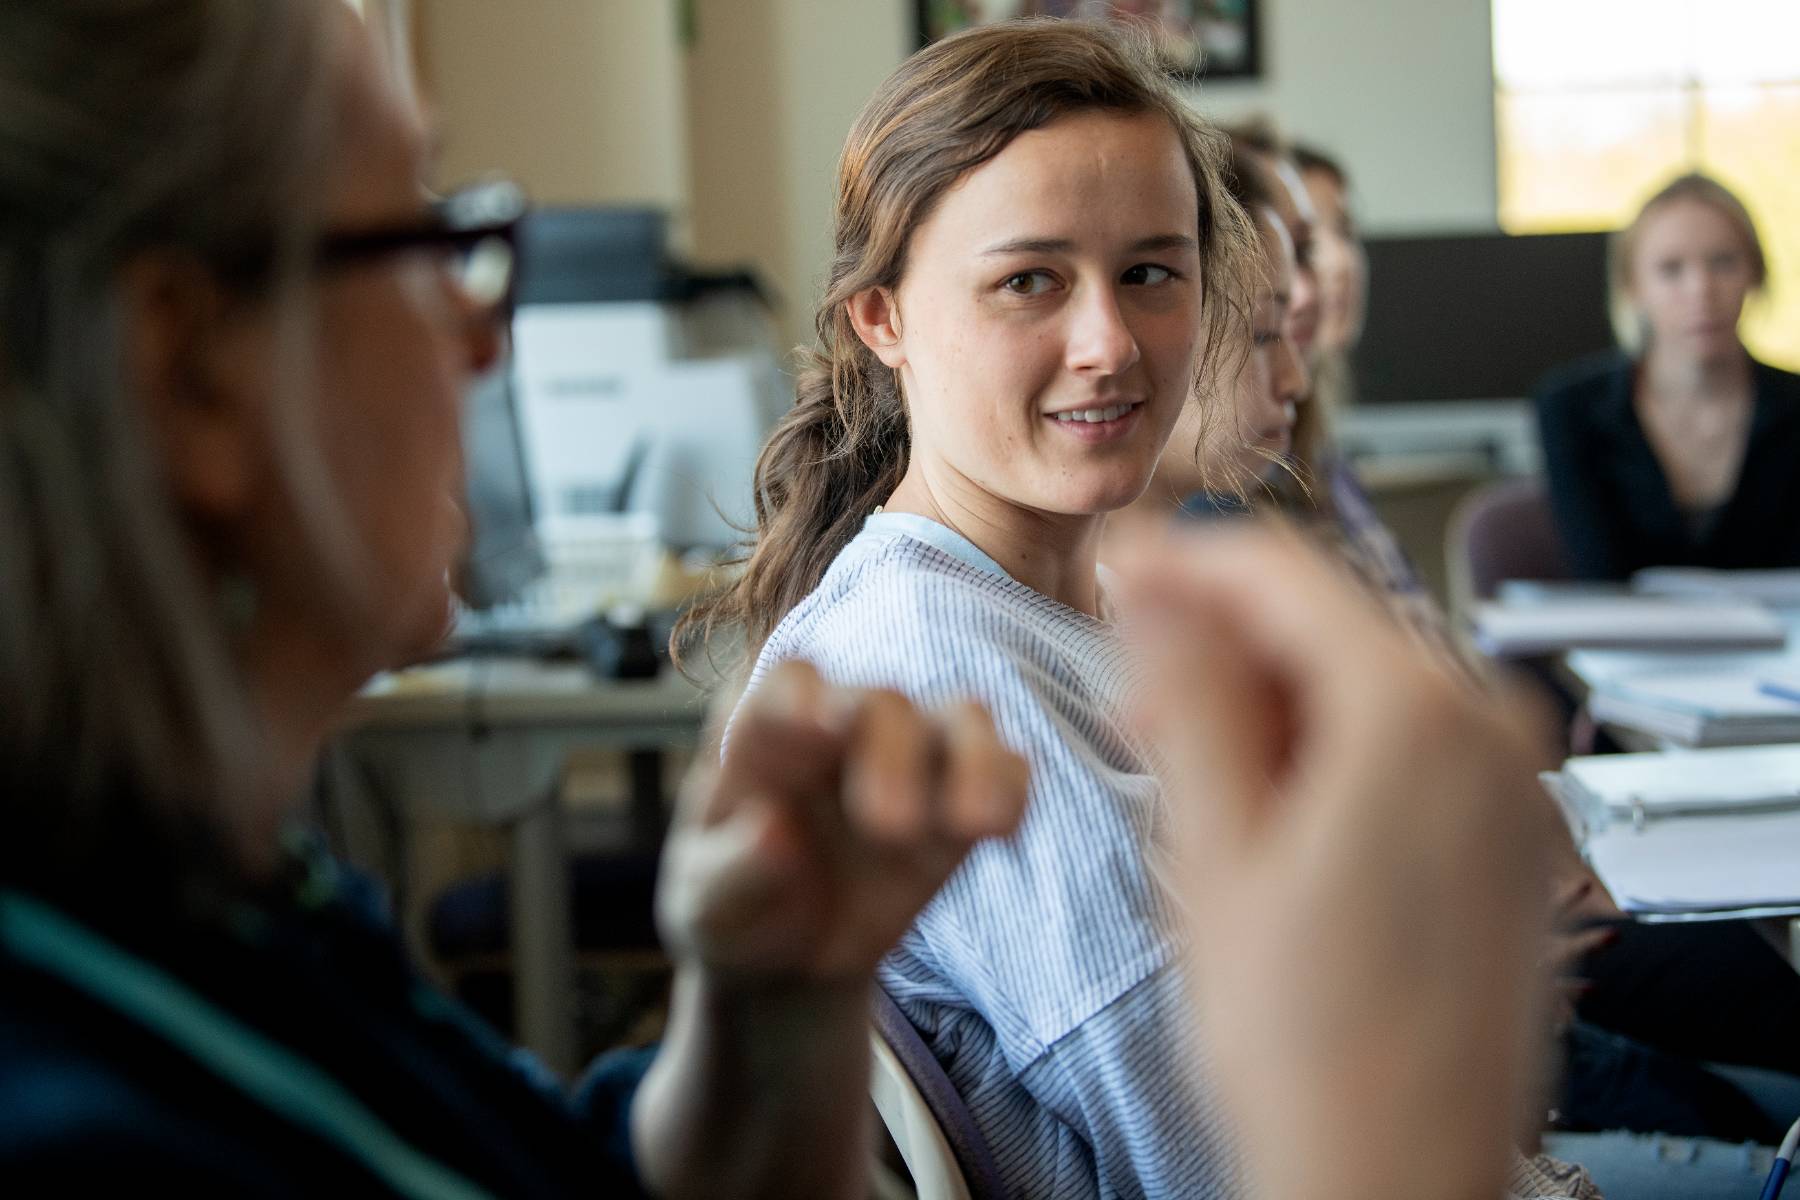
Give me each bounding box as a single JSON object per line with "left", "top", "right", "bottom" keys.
{"left": 1043, "top": 400, "right": 1145, "bottom": 443}
{"left": 1050, "top": 401, "right": 1142, "bottom": 424}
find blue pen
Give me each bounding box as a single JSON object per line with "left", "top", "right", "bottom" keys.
{"left": 1760, "top": 1117, "right": 1800, "bottom": 1200}
{"left": 1757, "top": 678, "right": 1800, "bottom": 705}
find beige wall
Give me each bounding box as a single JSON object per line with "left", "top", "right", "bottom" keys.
{"left": 1191, "top": 0, "right": 1499, "bottom": 234}
{"left": 418, "top": 0, "right": 1502, "bottom": 340}
{"left": 682, "top": 1, "right": 911, "bottom": 349}
{"left": 416, "top": 0, "right": 691, "bottom": 226}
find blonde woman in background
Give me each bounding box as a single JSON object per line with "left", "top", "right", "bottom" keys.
{"left": 1536, "top": 173, "right": 1800, "bottom": 582}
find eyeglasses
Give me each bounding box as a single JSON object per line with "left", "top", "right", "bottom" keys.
{"left": 316, "top": 178, "right": 527, "bottom": 318}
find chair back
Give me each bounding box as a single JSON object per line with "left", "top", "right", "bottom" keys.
{"left": 869, "top": 988, "right": 1008, "bottom": 1200}
{"left": 1448, "top": 476, "right": 1571, "bottom": 611}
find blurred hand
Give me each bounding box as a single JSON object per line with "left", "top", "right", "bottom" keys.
{"left": 1546, "top": 868, "right": 1624, "bottom": 1027}
{"left": 656, "top": 659, "right": 1028, "bottom": 987}
{"left": 1119, "top": 525, "right": 1559, "bottom": 1200}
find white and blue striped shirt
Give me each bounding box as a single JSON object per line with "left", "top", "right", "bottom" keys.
{"left": 733, "top": 513, "right": 1240, "bottom": 1199}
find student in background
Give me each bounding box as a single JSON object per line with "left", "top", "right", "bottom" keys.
{"left": 1292, "top": 141, "right": 1367, "bottom": 414}
{"left": 0, "top": 4, "right": 1029, "bottom": 1195}
{"left": 1107, "top": 141, "right": 1306, "bottom": 536}
{"left": 1537, "top": 173, "right": 1800, "bottom": 581}
{"left": 1226, "top": 120, "right": 1322, "bottom": 359}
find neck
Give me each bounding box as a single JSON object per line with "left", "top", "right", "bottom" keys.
{"left": 236, "top": 616, "right": 368, "bottom": 867}
{"left": 1640, "top": 341, "right": 1752, "bottom": 402}
{"left": 884, "top": 463, "right": 1108, "bottom": 617}
{"left": 1104, "top": 476, "right": 1187, "bottom": 559}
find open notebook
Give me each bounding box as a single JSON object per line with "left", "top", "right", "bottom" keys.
{"left": 1559, "top": 744, "right": 1800, "bottom": 817}
{"left": 1584, "top": 811, "right": 1800, "bottom": 919}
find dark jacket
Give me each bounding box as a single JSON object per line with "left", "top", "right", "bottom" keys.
{"left": 1535, "top": 350, "right": 1800, "bottom": 581}
{"left": 0, "top": 842, "right": 648, "bottom": 1197}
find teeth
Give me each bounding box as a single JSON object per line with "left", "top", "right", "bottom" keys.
{"left": 1054, "top": 403, "right": 1134, "bottom": 423}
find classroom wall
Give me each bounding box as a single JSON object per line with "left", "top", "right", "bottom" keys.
{"left": 416, "top": 0, "right": 1502, "bottom": 342}
{"left": 1193, "top": 0, "right": 1500, "bottom": 235}
{"left": 415, "top": 1, "right": 691, "bottom": 230}
{"left": 682, "top": 0, "right": 912, "bottom": 350}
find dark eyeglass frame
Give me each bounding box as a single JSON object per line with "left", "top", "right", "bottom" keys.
{"left": 315, "top": 178, "right": 528, "bottom": 318}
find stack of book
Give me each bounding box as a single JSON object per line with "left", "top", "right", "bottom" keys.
{"left": 1546, "top": 744, "right": 1800, "bottom": 920}
{"left": 1633, "top": 567, "right": 1800, "bottom": 607}
{"left": 1469, "top": 596, "right": 1788, "bottom": 657}
{"left": 1587, "top": 670, "right": 1800, "bottom": 747}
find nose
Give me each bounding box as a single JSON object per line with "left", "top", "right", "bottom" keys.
{"left": 1274, "top": 329, "right": 1310, "bottom": 410}
{"left": 1065, "top": 285, "right": 1141, "bottom": 377}
{"left": 1287, "top": 265, "right": 1322, "bottom": 354}
{"left": 451, "top": 282, "right": 505, "bottom": 376}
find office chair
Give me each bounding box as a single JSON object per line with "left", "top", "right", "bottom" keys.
{"left": 868, "top": 987, "right": 1008, "bottom": 1200}
{"left": 1447, "top": 476, "right": 1571, "bottom": 616}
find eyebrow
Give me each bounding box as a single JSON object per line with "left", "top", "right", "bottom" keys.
{"left": 980, "top": 232, "right": 1199, "bottom": 256}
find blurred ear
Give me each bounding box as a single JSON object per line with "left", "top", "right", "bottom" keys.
{"left": 845, "top": 286, "right": 906, "bottom": 370}
{"left": 121, "top": 253, "right": 271, "bottom": 523}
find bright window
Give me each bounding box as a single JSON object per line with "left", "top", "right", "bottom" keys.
{"left": 1494, "top": 0, "right": 1800, "bottom": 369}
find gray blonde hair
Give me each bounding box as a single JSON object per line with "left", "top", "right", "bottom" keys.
{"left": 1609, "top": 172, "right": 1768, "bottom": 355}
{"left": 0, "top": 1, "right": 342, "bottom": 873}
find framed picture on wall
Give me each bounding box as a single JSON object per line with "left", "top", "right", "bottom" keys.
{"left": 915, "top": 1, "right": 1261, "bottom": 81}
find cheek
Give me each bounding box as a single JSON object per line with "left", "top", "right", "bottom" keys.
{"left": 907, "top": 310, "right": 1055, "bottom": 439}
{"left": 316, "top": 294, "right": 467, "bottom": 607}
{"left": 1140, "top": 308, "right": 1202, "bottom": 400}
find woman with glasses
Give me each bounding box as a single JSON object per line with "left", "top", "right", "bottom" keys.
{"left": 0, "top": 4, "right": 1028, "bottom": 1196}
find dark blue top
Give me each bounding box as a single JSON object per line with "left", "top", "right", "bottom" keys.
{"left": 1534, "top": 350, "right": 1800, "bottom": 581}
{"left": 0, "top": 840, "right": 649, "bottom": 1198}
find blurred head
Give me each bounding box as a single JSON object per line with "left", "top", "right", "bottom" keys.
{"left": 1226, "top": 211, "right": 1307, "bottom": 478}
{"left": 687, "top": 18, "right": 1255, "bottom": 655}
{"left": 1293, "top": 143, "right": 1366, "bottom": 354}
{"left": 1610, "top": 173, "right": 1765, "bottom": 363}
{"left": 0, "top": 1, "right": 502, "bottom": 876}
{"left": 1158, "top": 147, "right": 1306, "bottom": 499}
{"left": 1227, "top": 122, "right": 1321, "bottom": 358}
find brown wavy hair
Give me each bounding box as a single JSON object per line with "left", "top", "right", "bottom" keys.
{"left": 675, "top": 18, "right": 1256, "bottom": 669}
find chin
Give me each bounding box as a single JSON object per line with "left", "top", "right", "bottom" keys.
{"left": 388, "top": 587, "right": 457, "bottom": 670}
{"left": 1070, "top": 475, "right": 1160, "bottom": 515}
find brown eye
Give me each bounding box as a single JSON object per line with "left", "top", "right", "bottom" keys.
{"left": 1003, "top": 271, "right": 1054, "bottom": 296}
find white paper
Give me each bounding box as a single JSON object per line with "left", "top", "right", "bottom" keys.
{"left": 1587, "top": 809, "right": 1800, "bottom": 914}
{"left": 1634, "top": 567, "right": 1800, "bottom": 606}
{"left": 1563, "top": 743, "right": 1800, "bottom": 815}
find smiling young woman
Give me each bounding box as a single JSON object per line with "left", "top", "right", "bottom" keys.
{"left": 682, "top": 18, "right": 1260, "bottom": 1198}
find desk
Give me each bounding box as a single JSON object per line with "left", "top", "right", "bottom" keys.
{"left": 1548, "top": 646, "right": 1800, "bottom": 945}
{"left": 334, "top": 659, "right": 709, "bottom": 1073}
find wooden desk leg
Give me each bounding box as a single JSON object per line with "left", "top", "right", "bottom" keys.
{"left": 511, "top": 796, "right": 576, "bottom": 1076}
